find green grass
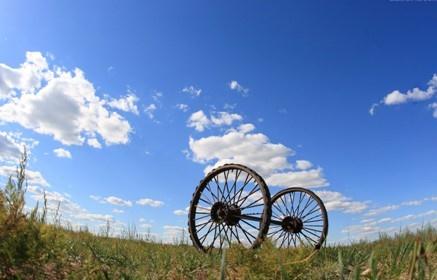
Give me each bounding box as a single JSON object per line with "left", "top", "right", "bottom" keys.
{"left": 1, "top": 153, "right": 436, "bottom": 279}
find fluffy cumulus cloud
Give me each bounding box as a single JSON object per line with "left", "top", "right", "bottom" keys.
{"left": 107, "top": 92, "right": 139, "bottom": 115}
{"left": 136, "top": 198, "right": 164, "bottom": 207}
{"left": 189, "top": 123, "right": 292, "bottom": 177}
{"left": 188, "top": 120, "right": 368, "bottom": 214}
{"left": 0, "top": 52, "right": 132, "bottom": 147}
{"left": 53, "top": 148, "right": 72, "bottom": 159}
{"left": 181, "top": 85, "right": 202, "bottom": 97}
{"left": 295, "top": 160, "right": 313, "bottom": 170}
{"left": 370, "top": 73, "right": 437, "bottom": 115}
{"left": 267, "top": 168, "right": 328, "bottom": 189}
{"left": 187, "top": 110, "right": 243, "bottom": 132}
{"left": 228, "top": 80, "right": 249, "bottom": 96}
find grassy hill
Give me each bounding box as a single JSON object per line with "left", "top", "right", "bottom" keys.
{"left": 1, "top": 157, "right": 436, "bottom": 279}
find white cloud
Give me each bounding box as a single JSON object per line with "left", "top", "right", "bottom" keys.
{"left": 0, "top": 52, "right": 132, "bottom": 147}
{"left": 0, "top": 52, "right": 52, "bottom": 99}
{"left": 401, "top": 200, "right": 423, "bottom": 206}
{"left": 173, "top": 209, "right": 188, "bottom": 216}
{"left": 187, "top": 110, "right": 210, "bottom": 132}
{"left": 370, "top": 73, "right": 437, "bottom": 115}
{"left": 107, "top": 92, "right": 139, "bottom": 115}
{"left": 295, "top": 160, "right": 313, "bottom": 170}
{"left": 267, "top": 168, "right": 328, "bottom": 189}
{"left": 173, "top": 206, "right": 189, "bottom": 216}
{"left": 136, "top": 198, "right": 164, "bottom": 207}
{"left": 342, "top": 209, "right": 437, "bottom": 240}
{"left": 188, "top": 121, "right": 370, "bottom": 214}
{"left": 0, "top": 165, "right": 48, "bottom": 187}
{"left": 144, "top": 103, "right": 157, "bottom": 120}
{"left": 189, "top": 123, "right": 293, "bottom": 177}
{"left": 176, "top": 103, "right": 189, "bottom": 112}
{"left": 152, "top": 91, "right": 163, "bottom": 102}
{"left": 315, "top": 190, "right": 368, "bottom": 213}
{"left": 87, "top": 138, "right": 102, "bottom": 149}
{"left": 28, "top": 186, "right": 114, "bottom": 225}
{"left": 187, "top": 110, "right": 242, "bottom": 132}
{"left": 0, "top": 131, "right": 38, "bottom": 163}
{"left": 53, "top": 148, "right": 72, "bottom": 159}
{"left": 228, "top": 80, "right": 249, "bottom": 96}
{"left": 90, "top": 195, "right": 132, "bottom": 207}
{"left": 182, "top": 85, "right": 202, "bottom": 97}
{"left": 112, "top": 209, "right": 124, "bottom": 214}
{"left": 364, "top": 205, "right": 400, "bottom": 217}
{"left": 104, "top": 196, "right": 132, "bottom": 207}
{"left": 364, "top": 198, "right": 426, "bottom": 217}
{"left": 429, "top": 103, "right": 437, "bottom": 118}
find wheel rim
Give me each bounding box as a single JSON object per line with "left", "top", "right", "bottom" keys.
{"left": 188, "top": 164, "right": 271, "bottom": 252}
{"left": 268, "top": 188, "right": 328, "bottom": 250}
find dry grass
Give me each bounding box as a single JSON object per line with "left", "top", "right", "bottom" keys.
{"left": 1, "top": 153, "right": 436, "bottom": 279}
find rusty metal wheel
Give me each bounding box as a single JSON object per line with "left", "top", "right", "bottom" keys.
{"left": 268, "top": 187, "right": 328, "bottom": 251}
{"left": 188, "top": 164, "right": 271, "bottom": 252}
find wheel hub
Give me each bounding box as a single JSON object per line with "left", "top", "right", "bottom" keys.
{"left": 281, "top": 216, "right": 303, "bottom": 233}
{"left": 210, "top": 202, "right": 241, "bottom": 226}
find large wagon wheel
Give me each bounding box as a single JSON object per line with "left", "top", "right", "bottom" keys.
{"left": 188, "top": 164, "right": 271, "bottom": 252}
{"left": 268, "top": 187, "right": 328, "bottom": 255}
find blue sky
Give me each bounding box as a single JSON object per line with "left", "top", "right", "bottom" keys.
{"left": 0, "top": 1, "right": 436, "bottom": 243}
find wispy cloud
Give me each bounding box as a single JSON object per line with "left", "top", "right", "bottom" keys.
{"left": 182, "top": 85, "right": 202, "bottom": 97}
{"left": 228, "top": 80, "right": 249, "bottom": 96}
{"left": 176, "top": 103, "right": 189, "bottom": 112}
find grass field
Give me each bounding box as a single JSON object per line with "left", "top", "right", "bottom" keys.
{"left": 1, "top": 156, "right": 436, "bottom": 279}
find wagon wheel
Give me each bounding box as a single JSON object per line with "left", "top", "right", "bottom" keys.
{"left": 188, "top": 164, "right": 271, "bottom": 252}
{"left": 268, "top": 187, "right": 328, "bottom": 255}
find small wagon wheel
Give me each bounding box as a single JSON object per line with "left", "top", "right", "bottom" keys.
{"left": 268, "top": 187, "right": 328, "bottom": 254}
{"left": 188, "top": 164, "right": 271, "bottom": 252}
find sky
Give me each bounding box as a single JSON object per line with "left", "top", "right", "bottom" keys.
{"left": 0, "top": 0, "right": 436, "bottom": 244}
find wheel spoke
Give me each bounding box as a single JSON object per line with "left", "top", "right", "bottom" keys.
{"left": 240, "top": 219, "right": 259, "bottom": 231}
{"left": 236, "top": 223, "right": 255, "bottom": 244}
{"left": 223, "top": 170, "right": 231, "bottom": 202}
{"left": 300, "top": 204, "right": 320, "bottom": 220}
{"left": 273, "top": 203, "right": 287, "bottom": 217}
{"left": 300, "top": 230, "right": 317, "bottom": 245}
{"left": 298, "top": 195, "right": 313, "bottom": 218}
{"left": 230, "top": 173, "right": 252, "bottom": 204}
{"left": 199, "top": 222, "right": 215, "bottom": 244}
{"left": 196, "top": 219, "right": 212, "bottom": 229}
{"left": 205, "top": 183, "right": 220, "bottom": 202}
{"left": 236, "top": 184, "right": 260, "bottom": 207}
{"left": 279, "top": 195, "right": 290, "bottom": 216}
{"left": 199, "top": 197, "right": 213, "bottom": 206}
{"left": 268, "top": 227, "right": 284, "bottom": 236}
